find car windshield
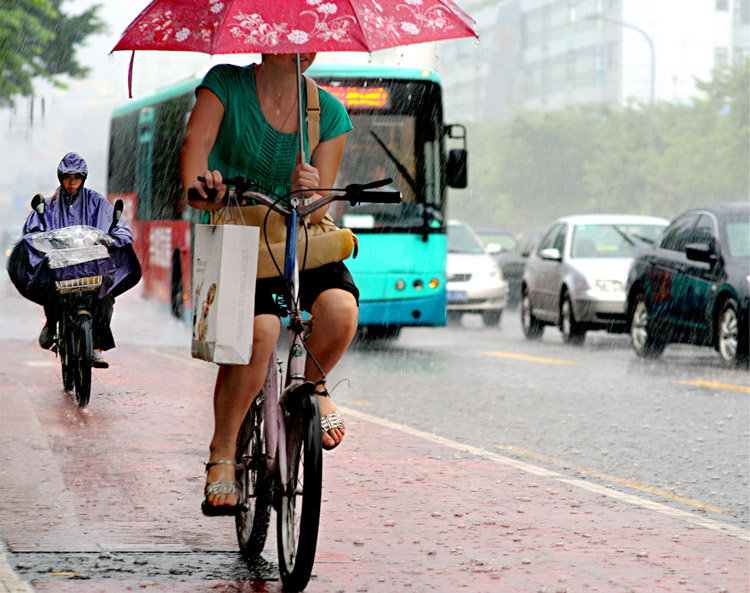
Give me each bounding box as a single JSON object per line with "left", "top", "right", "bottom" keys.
{"left": 476, "top": 231, "right": 517, "bottom": 252}
{"left": 571, "top": 223, "right": 665, "bottom": 258}
{"left": 725, "top": 220, "right": 750, "bottom": 258}
{"left": 448, "top": 224, "right": 485, "bottom": 254}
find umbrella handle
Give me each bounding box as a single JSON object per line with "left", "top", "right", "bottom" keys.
{"left": 296, "top": 54, "right": 306, "bottom": 164}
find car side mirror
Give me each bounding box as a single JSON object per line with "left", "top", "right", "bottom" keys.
{"left": 485, "top": 243, "right": 501, "bottom": 255}
{"left": 685, "top": 242, "right": 717, "bottom": 264}
{"left": 540, "top": 248, "right": 562, "bottom": 261}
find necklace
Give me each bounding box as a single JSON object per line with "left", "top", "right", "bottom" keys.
{"left": 278, "top": 97, "right": 297, "bottom": 132}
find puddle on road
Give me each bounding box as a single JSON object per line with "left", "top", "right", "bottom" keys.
{"left": 11, "top": 551, "right": 277, "bottom": 581}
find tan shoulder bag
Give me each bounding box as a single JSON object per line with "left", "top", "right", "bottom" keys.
{"left": 211, "top": 75, "right": 357, "bottom": 279}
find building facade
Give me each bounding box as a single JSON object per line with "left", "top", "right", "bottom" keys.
{"left": 440, "top": 0, "right": 750, "bottom": 120}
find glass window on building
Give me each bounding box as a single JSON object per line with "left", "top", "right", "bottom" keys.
{"left": 736, "top": 0, "right": 750, "bottom": 24}
{"left": 716, "top": 0, "right": 729, "bottom": 10}
{"left": 715, "top": 46, "right": 729, "bottom": 67}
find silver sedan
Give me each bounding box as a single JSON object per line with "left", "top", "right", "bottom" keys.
{"left": 521, "top": 214, "right": 668, "bottom": 344}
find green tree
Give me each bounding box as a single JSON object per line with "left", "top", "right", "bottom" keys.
{"left": 455, "top": 58, "right": 750, "bottom": 231}
{"left": 0, "top": 0, "right": 104, "bottom": 106}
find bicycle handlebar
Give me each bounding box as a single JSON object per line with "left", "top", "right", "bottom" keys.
{"left": 187, "top": 176, "right": 401, "bottom": 218}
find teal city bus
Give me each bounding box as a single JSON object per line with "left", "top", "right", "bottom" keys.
{"left": 107, "top": 63, "right": 468, "bottom": 336}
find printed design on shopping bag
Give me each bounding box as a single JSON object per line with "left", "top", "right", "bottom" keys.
{"left": 198, "top": 283, "right": 217, "bottom": 341}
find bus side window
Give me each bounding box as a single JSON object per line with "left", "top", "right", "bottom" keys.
{"left": 136, "top": 106, "right": 155, "bottom": 221}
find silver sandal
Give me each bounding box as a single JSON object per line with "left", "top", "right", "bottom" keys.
{"left": 202, "top": 460, "right": 240, "bottom": 516}
{"left": 315, "top": 387, "right": 345, "bottom": 451}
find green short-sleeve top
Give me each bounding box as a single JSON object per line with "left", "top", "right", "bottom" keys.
{"left": 198, "top": 63, "right": 353, "bottom": 202}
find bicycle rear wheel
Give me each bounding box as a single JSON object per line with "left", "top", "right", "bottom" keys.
{"left": 73, "top": 316, "right": 93, "bottom": 408}
{"left": 277, "top": 382, "right": 322, "bottom": 592}
{"left": 235, "top": 392, "right": 272, "bottom": 558}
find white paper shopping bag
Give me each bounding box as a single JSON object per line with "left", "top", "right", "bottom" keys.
{"left": 191, "top": 224, "right": 259, "bottom": 365}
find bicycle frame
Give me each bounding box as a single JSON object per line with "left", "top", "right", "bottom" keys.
{"left": 263, "top": 196, "right": 311, "bottom": 490}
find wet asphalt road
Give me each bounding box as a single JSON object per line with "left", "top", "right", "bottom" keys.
{"left": 0, "top": 279, "right": 748, "bottom": 592}
{"left": 341, "top": 309, "right": 750, "bottom": 527}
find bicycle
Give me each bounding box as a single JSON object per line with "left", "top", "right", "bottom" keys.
{"left": 189, "top": 177, "right": 400, "bottom": 591}
{"left": 30, "top": 196, "right": 123, "bottom": 408}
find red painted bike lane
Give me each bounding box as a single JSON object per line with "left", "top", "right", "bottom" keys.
{"left": 0, "top": 337, "right": 747, "bottom": 593}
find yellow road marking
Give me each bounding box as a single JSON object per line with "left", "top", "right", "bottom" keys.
{"left": 501, "top": 444, "right": 726, "bottom": 514}
{"left": 481, "top": 351, "right": 581, "bottom": 366}
{"left": 676, "top": 380, "right": 750, "bottom": 394}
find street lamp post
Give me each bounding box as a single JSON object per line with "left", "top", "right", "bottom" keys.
{"left": 586, "top": 13, "right": 655, "bottom": 213}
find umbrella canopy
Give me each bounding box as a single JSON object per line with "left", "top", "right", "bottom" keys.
{"left": 113, "top": 0, "right": 476, "bottom": 55}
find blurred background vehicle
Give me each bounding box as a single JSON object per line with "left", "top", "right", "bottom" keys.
{"left": 521, "top": 214, "right": 669, "bottom": 344}
{"left": 446, "top": 220, "right": 508, "bottom": 327}
{"left": 493, "top": 231, "right": 542, "bottom": 309}
{"left": 474, "top": 227, "right": 518, "bottom": 255}
{"left": 626, "top": 202, "right": 750, "bottom": 368}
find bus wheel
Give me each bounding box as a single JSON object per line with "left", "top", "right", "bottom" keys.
{"left": 170, "top": 246, "right": 183, "bottom": 319}
{"left": 364, "top": 325, "right": 401, "bottom": 340}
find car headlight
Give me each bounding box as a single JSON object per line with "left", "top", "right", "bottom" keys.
{"left": 594, "top": 280, "right": 624, "bottom": 292}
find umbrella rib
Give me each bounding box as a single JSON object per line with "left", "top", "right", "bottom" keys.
{"left": 348, "top": 1, "right": 380, "bottom": 52}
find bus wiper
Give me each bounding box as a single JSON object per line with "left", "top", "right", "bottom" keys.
{"left": 370, "top": 131, "right": 416, "bottom": 193}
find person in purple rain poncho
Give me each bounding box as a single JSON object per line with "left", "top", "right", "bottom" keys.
{"left": 7, "top": 152, "right": 141, "bottom": 368}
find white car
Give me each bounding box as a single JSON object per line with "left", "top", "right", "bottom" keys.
{"left": 521, "top": 214, "right": 669, "bottom": 344}
{"left": 446, "top": 220, "right": 508, "bottom": 327}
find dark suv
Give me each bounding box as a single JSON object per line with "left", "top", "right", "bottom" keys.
{"left": 626, "top": 202, "right": 750, "bottom": 367}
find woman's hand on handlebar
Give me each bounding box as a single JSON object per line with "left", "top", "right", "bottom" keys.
{"left": 186, "top": 170, "right": 227, "bottom": 210}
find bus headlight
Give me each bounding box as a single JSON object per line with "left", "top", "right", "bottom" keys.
{"left": 413, "top": 280, "right": 423, "bottom": 290}
{"left": 395, "top": 280, "right": 406, "bottom": 290}
{"left": 429, "top": 278, "right": 439, "bottom": 289}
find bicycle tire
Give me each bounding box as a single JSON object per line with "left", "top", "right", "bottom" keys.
{"left": 235, "top": 393, "right": 272, "bottom": 558}
{"left": 73, "top": 316, "right": 93, "bottom": 408}
{"left": 277, "top": 382, "right": 322, "bottom": 592}
{"left": 59, "top": 320, "right": 74, "bottom": 392}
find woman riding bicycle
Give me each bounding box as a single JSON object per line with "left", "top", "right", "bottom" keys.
{"left": 181, "top": 53, "right": 355, "bottom": 515}
{"left": 8, "top": 152, "right": 141, "bottom": 368}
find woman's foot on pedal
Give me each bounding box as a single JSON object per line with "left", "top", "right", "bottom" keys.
{"left": 316, "top": 387, "right": 345, "bottom": 451}
{"left": 202, "top": 459, "right": 240, "bottom": 516}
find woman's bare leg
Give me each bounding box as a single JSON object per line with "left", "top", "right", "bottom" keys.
{"left": 304, "top": 288, "right": 358, "bottom": 448}
{"left": 206, "top": 314, "right": 281, "bottom": 508}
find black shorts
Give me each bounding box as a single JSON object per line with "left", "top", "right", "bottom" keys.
{"left": 254, "top": 262, "right": 359, "bottom": 317}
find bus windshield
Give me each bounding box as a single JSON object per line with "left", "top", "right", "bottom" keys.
{"left": 314, "top": 74, "right": 446, "bottom": 233}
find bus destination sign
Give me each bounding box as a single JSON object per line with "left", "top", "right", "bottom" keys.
{"left": 319, "top": 84, "right": 390, "bottom": 109}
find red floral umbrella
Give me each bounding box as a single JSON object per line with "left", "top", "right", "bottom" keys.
{"left": 113, "top": 0, "right": 477, "bottom": 157}
{"left": 113, "top": 0, "right": 477, "bottom": 55}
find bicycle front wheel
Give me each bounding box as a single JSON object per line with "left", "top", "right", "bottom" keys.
{"left": 58, "top": 320, "right": 74, "bottom": 392}
{"left": 73, "top": 316, "right": 93, "bottom": 408}
{"left": 277, "top": 383, "right": 322, "bottom": 592}
{"left": 235, "top": 393, "right": 272, "bottom": 558}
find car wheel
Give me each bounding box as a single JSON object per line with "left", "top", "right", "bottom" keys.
{"left": 481, "top": 310, "right": 503, "bottom": 328}
{"left": 447, "top": 310, "right": 463, "bottom": 325}
{"left": 630, "top": 294, "right": 665, "bottom": 359}
{"left": 717, "top": 299, "right": 748, "bottom": 368}
{"left": 521, "top": 289, "right": 544, "bottom": 340}
{"left": 560, "top": 294, "right": 585, "bottom": 345}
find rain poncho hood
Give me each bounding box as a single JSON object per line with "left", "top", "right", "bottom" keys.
{"left": 57, "top": 152, "right": 88, "bottom": 185}
{"left": 7, "top": 156, "right": 141, "bottom": 305}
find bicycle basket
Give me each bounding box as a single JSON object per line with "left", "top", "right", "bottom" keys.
{"left": 55, "top": 275, "right": 103, "bottom": 294}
